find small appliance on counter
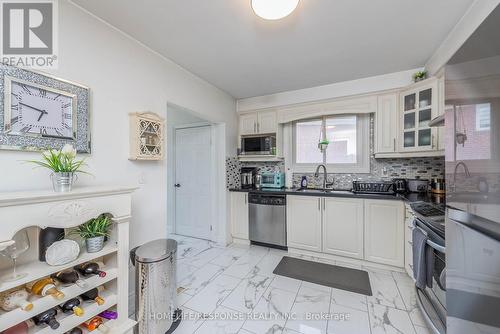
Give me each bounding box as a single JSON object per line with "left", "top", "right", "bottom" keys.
{"left": 260, "top": 172, "right": 285, "bottom": 189}
{"left": 407, "top": 179, "right": 430, "bottom": 193}
{"left": 393, "top": 178, "right": 407, "bottom": 194}
{"left": 430, "top": 178, "right": 445, "bottom": 194}
{"left": 352, "top": 180, "right": 395, "bottom": 194}
{"left": 240, "top": 167, "right": 257, "bottom": 189}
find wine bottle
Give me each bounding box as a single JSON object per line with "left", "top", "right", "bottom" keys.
{"left": 39, "top": 227, "right": 65, "bottom": 262}
{"left": 60, "top": 298, "right": 84, "bottom": 316}
{"left": 52, "top": 269, "right": 88, "bottom": 288}
{"left": 26, "top": 278, "right": 65, "bottom": 299}
{"left": 66, "top": 328, "right": 83, "bottom": 334}
{"left": 83, "top": 317, "right": 109, "bottom": 333}
{"left": 32, "top": 308, "right": 60, "bottom": 329}
{"left": 74, "top": 262, "right": 106, "bottom": 278}
{"left": 99, "top": 310, "right": 118, "bottom": 320}
{"left": 80, "top": 287, "right": 105, "bottom": 305}
{"left": 0, "top": 288, "right": 33, "bottom": 311}
{"left": 1, "top": 320, "right": 31, "bottom": 334}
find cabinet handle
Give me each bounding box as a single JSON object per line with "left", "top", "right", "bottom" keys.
{"left": 257, "top": 123, "right": 260, "bottom": 133}
{"left": 431, "top": 134, "right": 435, "bottom": 149}
{"left": 254, "top": 122, "right": 256, "bottom": 133}
{"left": 245, "top": 194, "right": 247, "bottom": 205}
{"left": 318, "top": 198, "right": 321, "bottom": 211}
{"left": 322, "top": 198, "right": 325, "bottom": 211}
{"left": 393, "top": 138, "right": 396, "bottom": 152}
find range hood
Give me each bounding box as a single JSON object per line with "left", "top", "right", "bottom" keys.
{"left": 429, "top": 114, "right": 444, "bottom": 127}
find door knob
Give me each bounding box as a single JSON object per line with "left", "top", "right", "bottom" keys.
{"left": 174, "top": 184, "right": 181, "bottom": 188}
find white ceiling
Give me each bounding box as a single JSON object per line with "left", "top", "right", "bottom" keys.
{"left": 72, "top": 0, "right": 474, "bottom": 99}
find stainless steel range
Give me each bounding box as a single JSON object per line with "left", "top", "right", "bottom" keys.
{"left": 410, "top": 202, "right": 446, "bottom": 334}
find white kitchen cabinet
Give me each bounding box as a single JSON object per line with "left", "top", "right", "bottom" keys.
{"left": 257, "top": 110, "right": 278, "bottom": 134}
{"left": 239, "top": 110, "right": 277, "bottom": 135}
{"left": 399, "top": 79, "right": 439, "bottom": 152}
{"left": 375, "top": 94, "right": 399, "bottom": 154}
{"left": 322, "top": 197, "right": 364, "bottom": 259}
{"left": 239, "top": 113, "right": 258, "bottom": 136}
{"left": 364, "top": 199, "right": 405, "bottom": 267}
{"left": 287, "top": 195, "right": 322, "bottom": 252}
{"left": 230, "top": 192, "right": 249, "bottom": 240}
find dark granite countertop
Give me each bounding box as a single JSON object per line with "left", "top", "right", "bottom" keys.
{"left": 228, "top": 187, "right": 445, "bottom": 204}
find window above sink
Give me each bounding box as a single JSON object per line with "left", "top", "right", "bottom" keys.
{"left": 291, "top": 114, "right": 370, "bottom": 173}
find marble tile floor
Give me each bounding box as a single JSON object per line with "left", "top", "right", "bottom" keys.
{"left": 171, "top": 234, "right": 431, "bottom": 334}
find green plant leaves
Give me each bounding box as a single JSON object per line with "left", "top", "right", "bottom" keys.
{"left": 71, "top": 215, "right": 112, "bottom": 239}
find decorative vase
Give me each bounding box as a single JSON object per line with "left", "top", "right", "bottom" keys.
{"left": 85, "top": 236, "right": 105, "bottom": 253}
{"left": 39, "top": 227, "right": 65, "bottom": 262}
{"left": 51, "top": 172, "right": 77, "bottom": 192}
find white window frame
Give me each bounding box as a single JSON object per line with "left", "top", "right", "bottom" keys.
{"left": 291, "top": 114, "right": 370, "bottom": 174}
{"left": 475, "top": 103, "right": 491, "bottom": 131}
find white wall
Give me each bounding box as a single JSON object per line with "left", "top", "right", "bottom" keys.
{"left": 0, "top": 0, "right": 236, "bottom": 248}
{"left": 237, "top": 68, "right": 421, "bottom": 112}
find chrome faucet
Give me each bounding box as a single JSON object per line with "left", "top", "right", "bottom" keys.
{"left": 314, "top": 164, "right": 333, "bottom": 190}
{"left": 451, "top": 161, "right": 471, "bottom": 192}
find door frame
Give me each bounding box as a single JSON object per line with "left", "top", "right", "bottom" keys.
{"left": 171, "top": 122, "right": 226, "bottom": 244}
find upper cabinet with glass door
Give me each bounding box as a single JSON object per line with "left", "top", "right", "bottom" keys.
{"left": 400, "top": 78, "right": 438, "bottom": 152}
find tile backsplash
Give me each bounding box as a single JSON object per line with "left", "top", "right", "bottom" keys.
{"left": 227, "top": 115, "right": 445, "bottom": 189}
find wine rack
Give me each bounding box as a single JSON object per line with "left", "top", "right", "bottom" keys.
{"left": 0, "top": 187, "right": 137, "bottom": 334}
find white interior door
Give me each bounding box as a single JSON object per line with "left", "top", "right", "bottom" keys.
{"left": 175, "top": 126, "right": 212, "bottom": 240}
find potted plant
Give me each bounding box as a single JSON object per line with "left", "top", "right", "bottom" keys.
{"left": 413, "top": 70, "right": 428, "bottom": 82}
{"left": 28, "top": 144, "right": 88, "bottom": 192}
{"left": 73, "top": 215, "right": 112, "bottom": 253}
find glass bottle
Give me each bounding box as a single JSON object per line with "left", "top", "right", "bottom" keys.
{"left": 80, "top": 287, "right": 105, "bottom": 305}
{"left": 52, "top": 269, "right": 88, "bottom": 288}
{"left": 60, "top": 297, "right": 84, "bottom": 316}
{"left": 74, "top": 262, "right": 106, "bottom": 278}
{"left": 0, "top": 288, "right": 33, "bottom": 311}
{"left": 26, "top": 277, "right": 65, "bottom": 299}
{"left": 32, "top": 308, "right": 60, "bottom": 329}
{"left": 83, "top": 317, "right": 109, "bottom": 333}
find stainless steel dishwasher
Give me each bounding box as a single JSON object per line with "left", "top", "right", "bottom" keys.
{"left": 249, "top": 193, "right": 287, "bottom": 248}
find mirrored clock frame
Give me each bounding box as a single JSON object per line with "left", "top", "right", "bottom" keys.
{"left": 0, "top": 63, "right": 91, "bottom": 153}
{"left": 3, "top": 76, "right": 78, "bottom": 140}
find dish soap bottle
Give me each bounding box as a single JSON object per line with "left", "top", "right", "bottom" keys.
{"left": 300, "top": 176, "right": 308, "bottom": 189}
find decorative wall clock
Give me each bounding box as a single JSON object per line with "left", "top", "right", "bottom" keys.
{"left": 0, "top": 63, "right": 91, "bottom": 153}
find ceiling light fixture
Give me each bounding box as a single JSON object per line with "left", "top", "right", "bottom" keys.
{"left": 251, "top": 0, "right": 300, "bottom": 20}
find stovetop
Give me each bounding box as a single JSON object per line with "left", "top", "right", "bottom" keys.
{"left": 410, "top": 201, "right": 446, "bottom": 238}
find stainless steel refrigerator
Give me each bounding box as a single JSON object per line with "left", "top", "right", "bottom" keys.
{"left": 445, "top": 5, "right": 500, "bottom": 333}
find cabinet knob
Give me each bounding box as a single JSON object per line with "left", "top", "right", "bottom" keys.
{"left": 174, "top": 183, "right": 181, "bottom": 188}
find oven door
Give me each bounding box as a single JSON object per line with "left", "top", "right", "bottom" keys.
{"left": 413, "top": 219, "right": 447, "bottom": 334}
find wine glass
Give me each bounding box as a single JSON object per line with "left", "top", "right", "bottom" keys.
{"left": 0, "top": 230, "right": 30, "bottom": 281}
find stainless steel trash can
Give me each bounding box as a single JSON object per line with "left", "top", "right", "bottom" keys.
{"left": 131, "top": 239, "right": 179, "bottom": 334}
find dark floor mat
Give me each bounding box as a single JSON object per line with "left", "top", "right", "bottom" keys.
{"left": 273, "top": 256, "right": 372, "bottom": 296}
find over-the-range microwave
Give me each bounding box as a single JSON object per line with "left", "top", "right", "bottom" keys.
{"left": 240, "top": 135, "right": 276, "bottom": 155}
